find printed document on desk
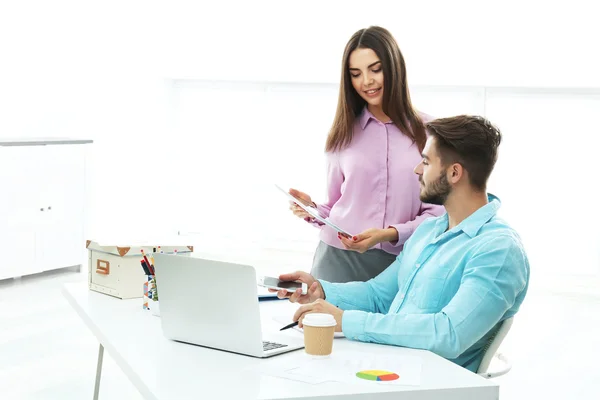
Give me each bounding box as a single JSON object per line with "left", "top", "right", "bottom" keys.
{"left": 255, "top": 350, "right": 422, "bottom": 386}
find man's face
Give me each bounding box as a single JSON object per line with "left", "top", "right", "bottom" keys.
{"left": 414, "top": 137, "right": 452, "bottom": 205}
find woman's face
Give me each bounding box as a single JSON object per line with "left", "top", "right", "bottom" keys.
{"left": 348, "top": 47, "right": 384, "bottom": 108}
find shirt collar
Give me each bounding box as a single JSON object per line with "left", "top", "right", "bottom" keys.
{"left": 359, "top": 107, "right": 375, "bottom": 130}
{"left": 458, "top": 193, "right": 501, "bottom": 238}
{"left": 436, "top": 193, "right": 501, "bottom": 238}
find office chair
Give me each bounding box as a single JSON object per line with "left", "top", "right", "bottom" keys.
{"left": 477, "top": 317, "right": 514, "bottom": 379}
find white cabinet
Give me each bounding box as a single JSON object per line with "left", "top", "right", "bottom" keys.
{"left": 0, "top": 140, "right": 90, "bottom": 280}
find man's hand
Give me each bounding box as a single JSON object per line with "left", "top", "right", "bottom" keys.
{"left": 338, "top": 227, "right": 398, "bottom": 253}
{"left": 293, "top": 299, "right": 344, "bottom": 332}
{"left": 269, "top": 271, "right": 325, "bottom": 304}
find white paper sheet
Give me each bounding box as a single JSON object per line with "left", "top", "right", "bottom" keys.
{"left": 255, "top": 350, "right": 422, "bottom": 386}
{"left": 251, "top": 363, "right": 331, "bottom": 384}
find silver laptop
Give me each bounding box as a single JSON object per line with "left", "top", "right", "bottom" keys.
{"left": 153, "top": 253, "right": 305, "bottom": 357}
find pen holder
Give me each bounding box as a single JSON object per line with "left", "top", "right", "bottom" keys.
{"left": 143, "top": 275, "right": 157, "bottom": 311}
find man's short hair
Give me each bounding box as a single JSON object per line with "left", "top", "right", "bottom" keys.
{"left": 426, "top": 115, "right": 502, "bottom": 191}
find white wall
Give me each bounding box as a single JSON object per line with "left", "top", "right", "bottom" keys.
{"left": 1, "top": 0, "right": 599, "bottom": 278}
{"left": 160, "top": 0, "right": 600, "bottom": 87}
{"left": 0, "top": 1, "right": 170, "bottom": 239}
{"left": 169, "top": 81, "right": 600, "bottom": 278}
{"left": 485, "top": 89, "right": 600, "bottom": 276}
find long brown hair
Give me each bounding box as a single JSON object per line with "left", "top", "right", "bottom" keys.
{"left": 326, "top": 26, "right": 426, "bottom": 152}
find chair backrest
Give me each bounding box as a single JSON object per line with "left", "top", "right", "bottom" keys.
{"left": 477, "top": 317, "right": 514, "bottom": 374}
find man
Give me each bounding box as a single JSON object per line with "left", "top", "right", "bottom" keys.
{"left": 275, "top": 115, "right": 530, "bottom": 372}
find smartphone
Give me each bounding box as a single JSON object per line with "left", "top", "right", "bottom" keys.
{"left": 258, "top": 276, "right": 307, "bottom": 294}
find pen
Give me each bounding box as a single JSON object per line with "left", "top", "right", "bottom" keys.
{"left": 140, "top": 260, "right": 151, "bottom": 275}
{"left": 141, "top": 249, "right": 154, "bottom": 274}
{"left": 279, "top": 321, "right": 299, "bottom": 331}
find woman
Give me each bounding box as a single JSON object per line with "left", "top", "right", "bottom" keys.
{"left": 290, "top": 26, "right": 444, "bottom": 283}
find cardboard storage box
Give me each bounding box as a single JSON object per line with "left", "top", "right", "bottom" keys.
{"left": 86, "top": 240, "right": 193, "bottom": 299}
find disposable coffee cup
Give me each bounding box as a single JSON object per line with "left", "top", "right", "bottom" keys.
{"left": 302, "top": 313, "right": 337, "bottom": 357}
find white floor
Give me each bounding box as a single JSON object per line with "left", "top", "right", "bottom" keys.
{"left": 0, "top": 268, "right": 145, "bottom": 400}
{"left": 1, "top": 267, "right": 599, "bottom": 399}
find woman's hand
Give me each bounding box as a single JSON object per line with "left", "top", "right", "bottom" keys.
{"left": 338, "top": 227, "right": 398, "bottom": 253}
{"left": 288, "top": 188, "right": 317, "bottom": 221}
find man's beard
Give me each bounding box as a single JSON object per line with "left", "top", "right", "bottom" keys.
{"left": 420, "top": 171, "right": 451, "bottom": 205}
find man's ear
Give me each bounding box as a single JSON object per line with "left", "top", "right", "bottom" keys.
{"left": 449, "top": 163, "right": 464, "bottom": 184}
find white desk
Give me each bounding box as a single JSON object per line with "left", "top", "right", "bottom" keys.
{"left": 63, "top": 283, "right": 499, "bottom": 400}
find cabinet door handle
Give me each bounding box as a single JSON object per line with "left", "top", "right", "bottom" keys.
{"left": 96, "top": 259, "right": 110, "bottom": 275}
{"left": 40, "top": 208, "right": 44, "bottom": 211}
{"left": 48, "top": 206, "right": 52, "bottom": 210}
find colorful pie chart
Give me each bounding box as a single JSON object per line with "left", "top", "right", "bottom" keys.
{"left": 356, "top": 369, "right": 400, "bottom": 381}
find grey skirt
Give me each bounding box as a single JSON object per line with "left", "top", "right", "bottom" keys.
{"left": 310, "top": 241, "right": 398, "bottom": 283}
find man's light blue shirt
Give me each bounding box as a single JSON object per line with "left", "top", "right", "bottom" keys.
{"left": 319, "top": 195, "right": 530, "bottom": 372}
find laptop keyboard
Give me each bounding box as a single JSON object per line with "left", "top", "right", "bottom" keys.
{"left": 263, "top": 341, "right": 288, "bottom": 351}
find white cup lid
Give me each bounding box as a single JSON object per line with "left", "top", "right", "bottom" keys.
{"left": 302, "top": 313, "right": 337, "bottom": 327}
